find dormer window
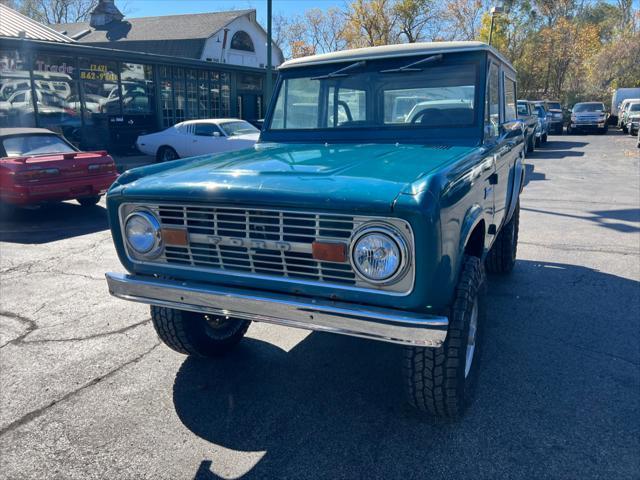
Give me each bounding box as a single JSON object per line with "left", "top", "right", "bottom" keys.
{"left": 230, "top": 31, "right": 254, "bottom": 52}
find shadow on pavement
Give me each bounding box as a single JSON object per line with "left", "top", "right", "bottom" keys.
{"left": 0, "top": 201, "right": 109, "bottom": 244}
{"left": 174, "top": 260, "right": 639, "bottom": 479}
{"left": 527, "top": 139, "right": 586, "bottom": 159}
{"left": 524, "top": 163, "right": 546, "bottom": 186}
{"left": 522, "top": 206, "right": 640, "bottom": 233}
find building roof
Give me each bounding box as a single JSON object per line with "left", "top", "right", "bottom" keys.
{"left": 280, "top": 41, "right": 514, "bottom": 72}
{"left": 52, "top": 9, "right": 254, "bottom": 59}
{"left": 0, "top": 4, "right": 74, "bottom": 43}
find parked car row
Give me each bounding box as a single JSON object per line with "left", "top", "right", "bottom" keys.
{"left": 618, "top": 98, "right": 640, "bottom": 136}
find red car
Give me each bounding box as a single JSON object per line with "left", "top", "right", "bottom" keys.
{"left": 0, "top": 128, "right": 118, "bottom": 207}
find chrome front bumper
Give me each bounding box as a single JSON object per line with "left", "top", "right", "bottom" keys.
{"left": 106, "top": 272, "right": 448, "bottom": 347}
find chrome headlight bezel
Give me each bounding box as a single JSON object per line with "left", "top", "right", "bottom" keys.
{"left": 349, "top": 224, "right": 410, "bottom": 285}
{"left": 123, "top": 209, "right": 163, "bottom": 258}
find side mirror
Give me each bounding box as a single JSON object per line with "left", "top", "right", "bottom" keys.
{"left": 212, "top": 131, "right": 221, "bottom": 137}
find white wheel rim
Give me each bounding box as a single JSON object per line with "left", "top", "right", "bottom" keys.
{"left": 465, "top": 299, "right": 479, "bottom": 378}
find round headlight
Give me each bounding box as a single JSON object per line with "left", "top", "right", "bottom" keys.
{"left": 351, "top": 227, "right": 406, "bottom": 283}
{"left": 124, "top": 211, "right": 161, "bottom": 257}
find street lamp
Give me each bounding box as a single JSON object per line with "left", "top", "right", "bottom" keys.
{"left": 489, "top": 4, "right": 504, "bottom": 46}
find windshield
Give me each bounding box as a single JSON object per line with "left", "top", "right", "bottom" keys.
{"left": 268, "top": 63, "right": 477, "bottom": 131}
{"left": 547, "top": 102, "right": 561, "bottom": 110}
{"left": 2, "top": 134, "right": 76, "bottom": 157}
{"left": 629, "top": 103, "right": 640, "bottom": 112}
{"left": 517, "top": 103, "right": 529, "bottom": 115}
{"left": 219, "top": 121, "right": 259, "bottom": 137}
{"left": 573, "top": 103, "right": 605, "bottom": 113}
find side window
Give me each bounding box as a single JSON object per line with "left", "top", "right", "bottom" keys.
{"left": 505, "top": 78, "right": 517, "bottom": 120}
{"left": 194, "top": 123, "right": 220, "bottom": 136}
{"left": 485, "top": 63, "right": 500, "bottom": 138}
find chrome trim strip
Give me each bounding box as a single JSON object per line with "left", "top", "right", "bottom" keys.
{"left": 117, "top": 202, "right": 416, "bottom": 296}
{"left": 106, "top": 272, "right": 447, "bottom": 347}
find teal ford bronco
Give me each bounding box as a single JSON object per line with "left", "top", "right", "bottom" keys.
{"left": 106, "top": 41, "right": 525, "bottom": 418}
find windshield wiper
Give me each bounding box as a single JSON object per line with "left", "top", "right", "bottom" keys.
{"left": 380, "top": 54, "right": 443, "bottom": 73}
{"left": 311, "top": 61, "right": 366, "bottom": 80}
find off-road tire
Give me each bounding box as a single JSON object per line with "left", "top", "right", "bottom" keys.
{"left": 403, "top": 256, "right": 486, "bottom": 419}
{"left": 77, "top": 195, "right": 101, "bottom": 207}
{"left": 485, "top": 201, "right": 520, "bottom": 274}
{"left": 150, "top": 306, "right": 250, "bottom": 357}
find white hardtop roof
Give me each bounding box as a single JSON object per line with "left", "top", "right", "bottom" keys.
{"left": 177, "top": 118, "right": 245, "bottom": 126}
{"left": 280, "top": 41, "right": 514, "bottom": 72}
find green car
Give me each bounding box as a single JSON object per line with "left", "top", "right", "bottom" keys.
{"left": 106, "top": 41, "right": 525, "bottom": 419}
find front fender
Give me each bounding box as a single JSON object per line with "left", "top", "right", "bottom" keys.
{"left": 505, "top": 148, "right": 525, "bottom": 223}
{"left": 456, "top": 203, "right": 485, "bottom": 271}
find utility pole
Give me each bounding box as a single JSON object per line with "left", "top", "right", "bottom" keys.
{"left": 265, "top": 0, "right": 273, "bottom": 107}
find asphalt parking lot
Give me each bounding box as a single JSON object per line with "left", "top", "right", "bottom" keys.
{"left": 1, "top": 131, "right": 638, "bottom": 479}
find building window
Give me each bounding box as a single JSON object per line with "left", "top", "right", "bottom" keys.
{"left": 186, "top": 69, "right": 198, "bottom": 120}
{"left": 220, "top": 72, "right": 231, "bottom": 117}
{"left": 209, "top": 71, "right": 220, "bottom": 117}
{"left": 78, "top": 58, "right": 119, "bottom": 149}
{"left": 120, "top": 63, "right": 155, "bottom": 115}
{"left": 173, "top": 67, "right": 185, "bottom": 123}
{"left": 198, "top": 71, "right": 210, "bottom": 118}
{"left": 159, "top": 65, "right": 174, "bottom": 127}
{"left": 32, "top": 54, "right": 81, "bottom": 144}
{"left": 0, "top": 50, "right": 35, "bottom": 127}
{"left": 230, "top": 31, "right": 255, "bottom": 52}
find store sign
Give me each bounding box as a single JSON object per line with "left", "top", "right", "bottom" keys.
{"left": 35, "top": 60, "right": 75, "bottom": 75}
{"left": 80, "top": 64, "right": 118, "bottom": 82}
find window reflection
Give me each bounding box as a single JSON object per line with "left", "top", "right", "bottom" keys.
{"left": 0, "top": 50, "right": 35, "bottom": 127}
{"left": 120, "top": 63, "right": 155, "bottom": 114}
{"left": 79, "top": 58, "right": 118, "bottom": 149}
{"left": 33, "top": 54, "right": 81, "bottom": 144}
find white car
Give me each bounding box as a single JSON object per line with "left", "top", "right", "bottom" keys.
{"left": 136, "top": 119, "right": 260, "bottom": 162}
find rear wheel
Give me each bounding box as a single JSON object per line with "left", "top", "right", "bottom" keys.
{"left": 157, "top": 146, "right": 179, "bottom": 163}
{"left": 403, "top": 256, "right": 486, "bottom": 419}
{"left": 150, "top": 306, "right": 250, "bottom": 357}
{"left": 77, "top": 195, "right": 101, "bottom": 207}
{"left": 486, "top": 201, "right": 519, "bottom": 274}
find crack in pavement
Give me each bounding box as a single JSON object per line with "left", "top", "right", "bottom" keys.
{"left": 21, "top": 318, "right": 152, "bottom": 345}
{"left": 0, "top": 310, "right": 38, "bottom": 348}
{"left": 0, "top": 342, "right": 161, "bottom": 437}
{"left": 2, "top": 268, "right": 105, "bottom": 281}
{"left": 0, "top": 311, "right": 151, "bottom": 349}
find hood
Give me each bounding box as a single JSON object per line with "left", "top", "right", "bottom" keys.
{"left": 113, "top": 143, "right": 475, "bottom": 212}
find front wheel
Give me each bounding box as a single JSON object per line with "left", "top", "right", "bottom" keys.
{"left": 403, "top": 255, "right": 486, "bottom": 419}
{"left": 485, "top": 201, "right": 520, "bottom": 274}
{"left": 150, "top": 306, "right": 250, "bottom": 357}
{"left": 157, "top": 146, "right": 179, "bottom": 163}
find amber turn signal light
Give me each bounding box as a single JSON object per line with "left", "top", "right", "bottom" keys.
{"left": 312, "top": 241, "right": 347, "bottom": 262}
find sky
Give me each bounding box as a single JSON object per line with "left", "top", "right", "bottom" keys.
{"left": 127, "top": 0, "right": 346, "bottom": 24}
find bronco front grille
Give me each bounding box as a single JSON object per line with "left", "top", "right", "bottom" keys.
{"left": 120, "top": 203, "right": 415, "bottom": 295}
{"left": 158, "top": 205, "right": 357, "bottom": 285}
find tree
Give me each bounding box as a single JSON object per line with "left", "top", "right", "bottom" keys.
{"left": 394, "top": 0, "right": 439, "bottom": 42}
{"left": 440, "top": 0, "right": 487, "bottom": 40}
{"left": 15, "top": 0, "right": 99, "bottom": 24}
{"left": 343, "top": 0, "right": 399, "bottom": 48}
